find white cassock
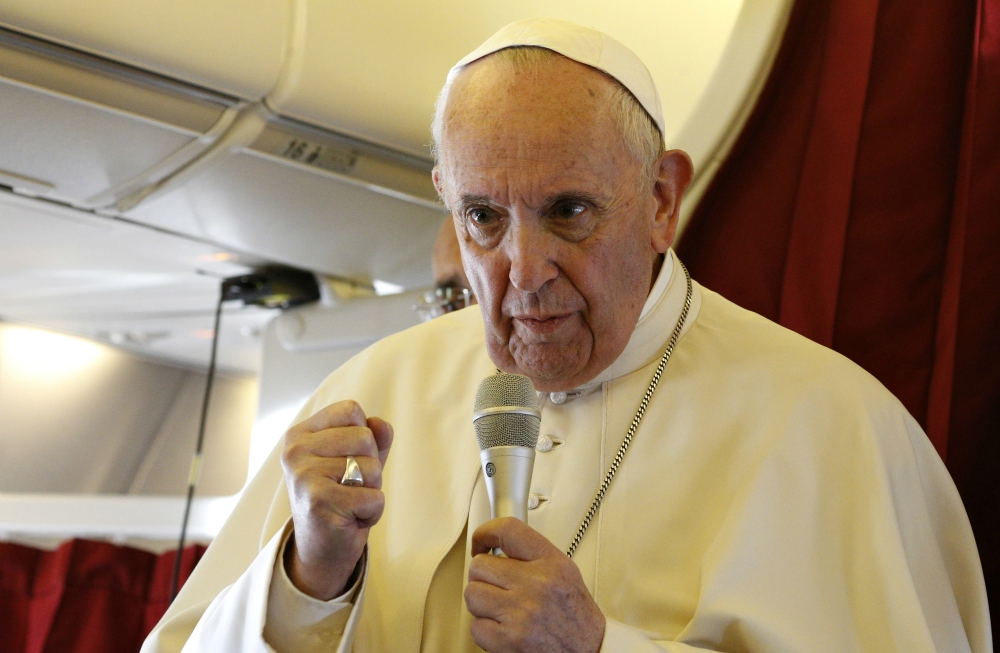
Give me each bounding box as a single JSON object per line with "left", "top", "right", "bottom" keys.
{"left": 142, "top": 251, "right": 991, "bottom": 653}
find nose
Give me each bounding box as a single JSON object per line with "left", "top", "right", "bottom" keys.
{"left": 506, "top": 219, "right": 558, "bottom": 293}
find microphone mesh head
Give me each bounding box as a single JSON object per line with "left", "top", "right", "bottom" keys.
{"left": 473, "top": 372, "right": 540, "bottom": 450}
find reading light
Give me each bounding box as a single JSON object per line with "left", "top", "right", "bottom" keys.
{"left": 200, "top": 252, "right": 235, "bottom": 262}
{"left": 2, "top": 325, "right": 104, "bottom": 378}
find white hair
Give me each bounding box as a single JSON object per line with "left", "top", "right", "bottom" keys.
{"left": 431, "top": 46, "right": 664, "bottom": 183}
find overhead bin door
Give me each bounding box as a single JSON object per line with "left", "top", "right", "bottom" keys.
{"left": 264, "top": 1, "right": 748, "bottom": 156}
{"left": 0, "top": 0, "right": 287, "bottom": 100}
{"left": 125, "top": 109, "right": 447, "bottom": 290}
{"left": 0, "top": 29, "right": 240, "bottom": 208}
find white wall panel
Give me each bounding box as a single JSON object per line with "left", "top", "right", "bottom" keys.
{"left": 0, "top": 321, "right": 257, "bottom": 497}
{"left": 0, "top": 322, "right": 183, "bottom": 493}
{"left": 128, "top": 373, "right": 258, "bottom": 497}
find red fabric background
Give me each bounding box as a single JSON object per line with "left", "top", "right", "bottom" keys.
{"left": 0, "top": 540, "right": 204, "bottom": 653}
{"left": 678, "top": 0, "right": 998, "bottom": 639}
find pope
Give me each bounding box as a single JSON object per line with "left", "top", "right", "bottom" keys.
{"left": 144, "top": 18, "right": 991, "bottom": 653}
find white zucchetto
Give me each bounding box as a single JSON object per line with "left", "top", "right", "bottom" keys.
{"left": 447, "top": 17, "right": 665, "bottom": 140}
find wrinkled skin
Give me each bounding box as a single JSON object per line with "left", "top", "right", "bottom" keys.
{"left": 281, "top": 401, "right": 393, "bottom": 600}
{"left": 434, "top": 55, "right": 692, "bottom": 393}
{"left": 282, "top": 52, "right": 693, "bottom": 653}
{"left": 466, "top": 518, "right": 606, "bottom": 653}
{"left": 430, "top": 55, "right": 693, "bottom": 653}
{"left": 433, "top": 216, "right": 475, "bottom": 293}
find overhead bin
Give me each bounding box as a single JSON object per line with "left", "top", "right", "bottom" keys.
{"left": 0, "top": 24, "right": 446, "bottom": 290}
{"left": 265, "top": 0, "right": 751, "bottom": 157}
{"left": 124, "top": 105, "right": 446, "bottom": 290}
{"left": 0, "top": 0, "right": 287, "bottom": 100}
{"left": 0, "top": 28, "right": 240, "bottom": 208}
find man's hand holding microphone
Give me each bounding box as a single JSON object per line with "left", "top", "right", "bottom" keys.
{"left": 279, "top": 378, "right": 604, "bottom": 652}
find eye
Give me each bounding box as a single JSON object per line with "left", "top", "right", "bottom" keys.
{"left": 468, "top": 207, "right": 498, "bottom": 226}
{"left": 553, "top": 201, "right": 586, "bottom": 220}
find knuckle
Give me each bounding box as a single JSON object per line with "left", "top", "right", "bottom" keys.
{"left": 360, "top": 430, "right": 378, "bottom": 455}
{"left": 305, "top": 489, "right": 327, "bottom": 515}
{"left": 282, "top": 438, "right": 307, "bottom": 462}
{"left": 352, "top": 488, "right": 384, "bottom": 515}
{"left": 548, "top": 578, "right": 574, "bottom": 603}
{"left": 469, "top": 619, "right": 486, "bottom": 643}
{"left": 340, "top": 399, "right": 364, "bottom": 420}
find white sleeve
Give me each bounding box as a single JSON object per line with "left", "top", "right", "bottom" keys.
{"left": 179, "top": 521, "right": 366, "bottom": 653}
{"left": 263, "top": 526, "right": 365, "bottom": 652}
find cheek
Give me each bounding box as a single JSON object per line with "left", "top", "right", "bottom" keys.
{"left": 576, "top": 234, "right": 650, "bottom": 326}
{"left": 464, "top": 253, "right": 508, "bottom": 318}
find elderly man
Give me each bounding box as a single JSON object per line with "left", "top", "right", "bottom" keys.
{"left": 144, "top": 18, "right": 990, "bottom": 653}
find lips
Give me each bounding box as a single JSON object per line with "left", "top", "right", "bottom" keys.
{"left": 512, "top": 313, "right": 574, "bottom": 335}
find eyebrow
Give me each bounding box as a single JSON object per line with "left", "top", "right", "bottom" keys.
{"left": 542, "top": 191, "right": 604, "bottom": 208}
{"left": 456, "top": 194, "right": 496, "bottom": 209}
{"left": 455, "top": 191, "right": 606, "bottom": 211}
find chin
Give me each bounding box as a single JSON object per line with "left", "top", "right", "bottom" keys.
{"left": 510, "top": 349, "right": 588, "bottom": 391}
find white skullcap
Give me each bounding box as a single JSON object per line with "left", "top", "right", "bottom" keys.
{"left": 447, "top": 17, "right": 665, "bottom": 140}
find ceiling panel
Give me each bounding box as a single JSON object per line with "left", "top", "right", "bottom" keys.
{"left": 0, "top": 190, "right": 275, "bottom": 373}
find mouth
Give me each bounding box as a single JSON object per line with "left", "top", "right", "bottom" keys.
{"left": 512, "top": 313, "right": 575, "bottom": 335}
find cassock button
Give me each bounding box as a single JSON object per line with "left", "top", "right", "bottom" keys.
{"left": 549, "top": 391, "right": 568, "bottom": 404}
{"left": 536, "top": 435, "right": 554, "bottom": 452}
{"left": 527, "top": 494, "right": 541, "bottom": 510}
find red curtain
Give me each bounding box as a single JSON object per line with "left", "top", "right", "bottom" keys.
{"left": 678, "top": 0, "right": 999, "bottom": 638}
{"left": 0, "top": 539, "right": 205, "bottom": 653}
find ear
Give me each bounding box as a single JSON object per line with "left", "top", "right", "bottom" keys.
{"left": 650, "top": 150, "right": 694, "bottom": 253}
{"left": 432, "top": 167, "right": 449, "bottom": 209}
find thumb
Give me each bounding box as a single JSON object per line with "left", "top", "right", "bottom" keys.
{"left": 471, "top": 517, "right": 560, "bottom": 561}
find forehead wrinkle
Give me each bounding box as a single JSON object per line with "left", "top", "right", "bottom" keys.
{"left": 439, "top": 59, "right": 637, "bottom": 212}
{"left": 442, "top": 58, "right": 619, "bottom": 147}
{"left": 453, "top": 166, "right": 609, "bottom": 211}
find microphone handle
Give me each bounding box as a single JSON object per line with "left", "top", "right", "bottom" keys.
{"left": 480, "top": 446, "right": 536, "bottom": 522}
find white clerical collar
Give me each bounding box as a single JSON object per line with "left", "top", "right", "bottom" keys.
{"left": 639, "top": 250, "right": 673, "bottom": 322}
{"left": 578, "top": 249, "right": 701, "bottom": 391}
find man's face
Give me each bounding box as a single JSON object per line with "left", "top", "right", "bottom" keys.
{"left": 434, "top": 55, "right": 684, "bottom": 391}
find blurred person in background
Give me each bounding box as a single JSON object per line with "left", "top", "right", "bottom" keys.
{"left": 415, "top": 218, "right": 477, "bottom": 321}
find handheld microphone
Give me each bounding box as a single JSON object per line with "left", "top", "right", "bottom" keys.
{"left": 473, "top": 372, "right": 541, "bottom": 522}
